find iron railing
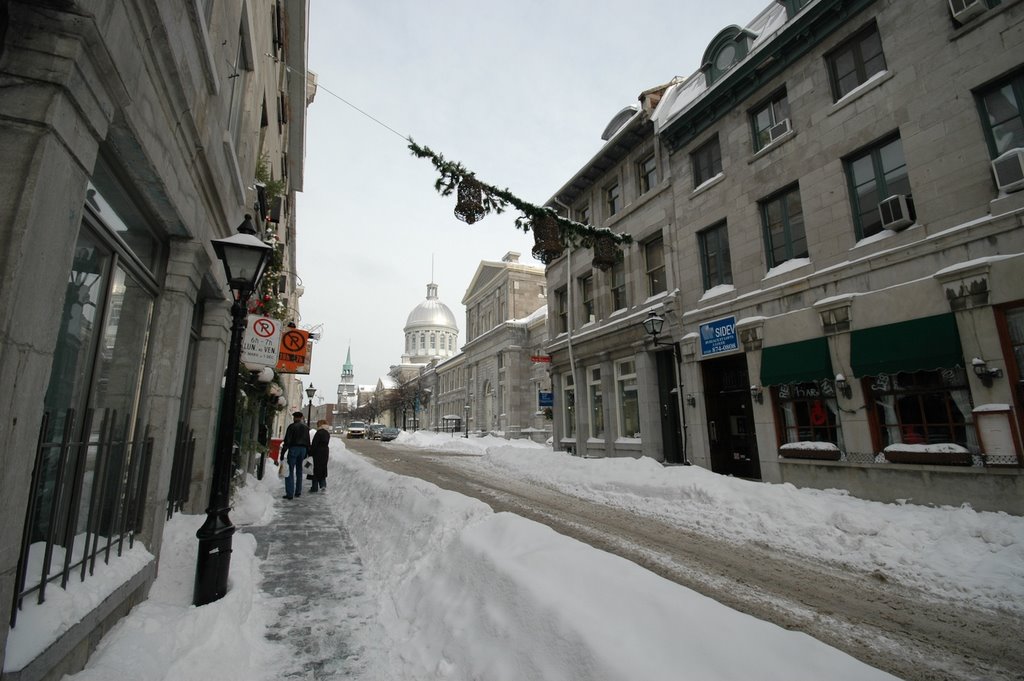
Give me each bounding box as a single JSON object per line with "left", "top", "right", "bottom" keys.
{"left": 166, "top": 421, "right": 196, "bottom": 520}
{"left": 10, "top": 409, "right": 153, "bottom": 627}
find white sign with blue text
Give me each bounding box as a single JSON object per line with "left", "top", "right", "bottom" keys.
{"left": 700, "top": 316, "right": 738, "bottom": 357}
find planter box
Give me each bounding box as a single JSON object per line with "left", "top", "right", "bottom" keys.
{"left": 883, "top": 450, "right": 972, "bottom": 466}
{"left": 778, "top": 447, "right": 841, "bottom": 461}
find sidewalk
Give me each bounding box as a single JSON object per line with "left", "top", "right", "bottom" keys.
{"left": 244, "top": 483, "right": 375, "bottom": 680}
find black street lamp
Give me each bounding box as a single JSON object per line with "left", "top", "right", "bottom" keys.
{"left": 306, "top": 384, "right": 317, "bottom": 424}
{"left": 464, "top": 403, "right": 470, "bottom": 439}
{"left": 641, "top": 311, "right": 690, "bottom": 466}
{"left": 194, "top": 215, "right": 273, "bottom": 606}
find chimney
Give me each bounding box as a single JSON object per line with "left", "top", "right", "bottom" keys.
{"left": 501, "top": 251, "right": 521, "bottom": 264}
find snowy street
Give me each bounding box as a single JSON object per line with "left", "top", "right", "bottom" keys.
{"left": 39, "top": 433, "right": 1023, "bottom": 681}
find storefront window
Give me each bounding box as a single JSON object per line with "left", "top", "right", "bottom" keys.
{"left": 775, "top": 380, "right": 844, "bottom": 448}
{"left": 616, "top": 359, "right": 640, "bottom": 438}
{"left": 867, "top": 369, "right": 977, "bottom": 452}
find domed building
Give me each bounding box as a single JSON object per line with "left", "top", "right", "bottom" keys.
{"left": 395, "top": 282, "right": 459, "bottom": 381}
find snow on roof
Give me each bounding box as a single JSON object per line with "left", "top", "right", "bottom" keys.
{"left": 652, "top": 3, "right": 791, "bottom": 134}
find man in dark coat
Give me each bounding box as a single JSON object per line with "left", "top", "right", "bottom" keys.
{"left": 309, "top": 419, "right": 331, "bottom": 493}
{"left": 281, "top": 411, "right": 311, "bottom": 499}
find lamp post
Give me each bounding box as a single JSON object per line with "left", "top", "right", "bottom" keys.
{"left": 464, "top": 403, "right": 470, "bottom": 439}
{"left": 641, "top": 311, "right": 690, "bottom": 466}
{"left": 194, "top": 215, "right": 273, "bottom": 606}
{"left": 306, "top": 384, "right": 317, "bottom": 424}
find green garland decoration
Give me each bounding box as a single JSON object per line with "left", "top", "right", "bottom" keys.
{"left": 408, "top": 139, "right": 633, "bottom": 249}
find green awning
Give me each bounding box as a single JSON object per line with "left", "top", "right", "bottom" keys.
{"left": 850, "top": 313, "right": 963, "bottom": 376}
{"left": 760, "top": 337, "right": 833, "bottom": 386}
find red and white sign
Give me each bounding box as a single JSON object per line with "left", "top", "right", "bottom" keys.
{"left": 530, "top": 355, "right": 551, "bottom": 363}
{"left": 241, "top": 315, "right": 281, "bottom": 366}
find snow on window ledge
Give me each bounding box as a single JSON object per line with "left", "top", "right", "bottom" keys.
{"left": 690, "top": 172, "right": 725, "bottom": 197}
{"left": 883, "top": 443, "right": 969, "bottom": 454}
{"left": 780, "top": 441, "right": 839, "bottom": 452}
{"left": 699, "top": 284, "right": 735, "bottom": 302}
{"left": 615, "top": 437, "right": 642, "bottom": 446}
{"left": 763, "top": 257, "right": 811, "bottom": 281}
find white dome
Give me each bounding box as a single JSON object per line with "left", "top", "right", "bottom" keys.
{"left": 405, "top": 283, "right": 458, "bottom": 331}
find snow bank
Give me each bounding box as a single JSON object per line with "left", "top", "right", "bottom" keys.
{"left": 470, "top": 448, "right": 1024, "bottom": 614}
{"left": 331, "top": 448, "right": 898, "bottom": 680}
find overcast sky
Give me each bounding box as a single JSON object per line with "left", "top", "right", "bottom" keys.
{"left": 295, "top": 0, "right": 770, "bottom": 401}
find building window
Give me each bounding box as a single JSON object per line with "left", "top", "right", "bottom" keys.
{"left": 645, "top": 236, "right": 666, "bottom": 296}
{"left": 588, "top": 366, "right": 604, "bottom": 439}
{"left": 698, "top": 222, "right": 732, "bottom": 290}
{"left": 419, "top": 333, "right": 425, "bottom": 349}
{"left": 430, "top": 333, "right": 436, "bottom": 349}
{"left": 977, "top": 68, "right": 1024, "bottom": 158}
{"left": 555, "top": 287, "right": 568, "bottom": 333}
{"left": 580, "top": 274, "right": 594, "bottom": 323}
{"left": 638, "top": 154, "right": 657, "bottom": 194}
{"left": 827, "top": 22, "right": 886, "bottom": 101}
{"left": 610, "top": 259, "right": 627, "bottom": 312}
{"left": 606, "top": 182, "right": 622, "bottom": 217}
{"left": 867, "top": 369, "right": 977, "bottom": 453}
{"left": 577, "top": 204, "right": 591, "bottom": 224}
{"left": 615, "top": 359, "right": 640, "bottom": 438}
{"left": 761, "top": 185, "right": 808, "bottom": 269}
{"left": 775, "top": 381, "right": 844, "bottom": 447}
{"left": 844, "top": 135, "right": 910, "bottom": 240}
{"left": 691, "top": 135, "right": 722, "bottom": 187}
{"left": 751, "top": 90, "right": 790, "bottom": 151}
{"left": 562, "top": 373, "right": 576, "bottom": 439}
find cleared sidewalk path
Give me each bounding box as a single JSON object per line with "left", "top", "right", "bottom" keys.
{"left": 245, "top": 483, "right": 376, "bottom": 680}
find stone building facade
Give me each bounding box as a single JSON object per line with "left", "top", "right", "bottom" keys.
{"left": 0, "top": 1, "right": 310, "bottom": 676}
{"left": 414, "top": 252, "right": 551, "bottom": 440}
{"left": 544, "top": 0, "right": 1024, "bottom": 513}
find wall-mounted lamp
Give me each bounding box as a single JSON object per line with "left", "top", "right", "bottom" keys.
{"left": 750, "top": 385, "right": 764, "bottom": 404}
{"left": 972, "top": 357, "right": 1003, "bottom": 387}
{"left": 834, "top": 373, "right": 852, "bottom": 399}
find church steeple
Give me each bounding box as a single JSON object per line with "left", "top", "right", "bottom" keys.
{"left": 337, "top": 345, "right": 357, "bottom": 411}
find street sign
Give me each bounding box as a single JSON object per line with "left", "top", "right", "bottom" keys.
{"left": 538, "top": 391, "right": 554, "bottom": 407}
{"left": 531, "top": 355, "right": 551, "bottom": 363}
{"left": 241, "top": 315, "right": 281, "bottom": 366}
{"left": 699, "top": 316, "right": 738, "bottom": 357}
{"left": 276, "top": 328, "right": 311, "bottom": 374}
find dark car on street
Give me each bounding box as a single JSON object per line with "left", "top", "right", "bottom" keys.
{"left": 367, "top": 424, "right": 385, "bottom": 440}
{"left": 380, "top": 426, "right": 401, "bottom": 442}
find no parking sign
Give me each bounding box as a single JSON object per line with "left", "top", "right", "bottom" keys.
{"left": 241, "top": 315, "right": 281, "bottom": 366}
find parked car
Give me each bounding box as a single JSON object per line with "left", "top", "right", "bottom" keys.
{"left": 367, "top": 424, "right": 385, "bottom": 440}
{"left": 380, "top": 426, "right": 401, "bottom": 442}
{"left": 346, "top": 421, "right": 367, "bottom": 438}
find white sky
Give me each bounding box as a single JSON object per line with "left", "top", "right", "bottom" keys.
{"left": 25, "top": 433, "right": 1022, "bottom": 679}
{"left": 295, "top": 0, "right": 770, "bottom": 396}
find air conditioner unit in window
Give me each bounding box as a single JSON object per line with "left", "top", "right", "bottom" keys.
{"left": 768, "top": 118, "right": 792, "bottom": 143}
{"left": 948, "top": 0, "right": 986, "bottom": 24}
{"left": 878, "top": 194, "right": 914, "bottom": 231}
{"left": 992, "top": 148, "right": 1024, "bottom": 193}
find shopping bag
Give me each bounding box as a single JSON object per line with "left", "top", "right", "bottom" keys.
{"left": 278, "top": 459, "right": 287, "bottom": 479}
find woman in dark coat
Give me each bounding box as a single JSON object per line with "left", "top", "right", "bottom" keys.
{"left": 308, "top": 419, "right": 331, "bottom": 493}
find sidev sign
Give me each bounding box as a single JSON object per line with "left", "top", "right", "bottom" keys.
{"left": 699, "top": 315, "right": 738, "bottom": 357}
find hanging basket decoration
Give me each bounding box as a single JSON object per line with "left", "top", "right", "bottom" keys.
{"left": 531, "top": 213, "right": 564, "bottom": 264}
{"left": 592, "top": 234, "right": 619, "bottom": 270}
{"left": 454, "top": 176, "right": 486, "bottom": 224}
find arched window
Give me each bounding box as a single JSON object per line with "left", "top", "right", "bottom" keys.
{"left": 419, "top": 333, "right": 425, "bottom": 349}
{"left": 430, "top": 333, "right": 436, "bottom": 349}
{"left": 701, "top": 26, "right": 756, "bottom": 87}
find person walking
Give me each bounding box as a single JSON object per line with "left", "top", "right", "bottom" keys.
{"left": 308, "top": 419, "right": 330, "bottom": 493}
{"left": 281, "top": 411, "right": 311, "bottom": 499}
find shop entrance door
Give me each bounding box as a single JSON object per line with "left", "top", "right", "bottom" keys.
{"left": 702, "top": 354, "right": 761, "bottom": 479}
